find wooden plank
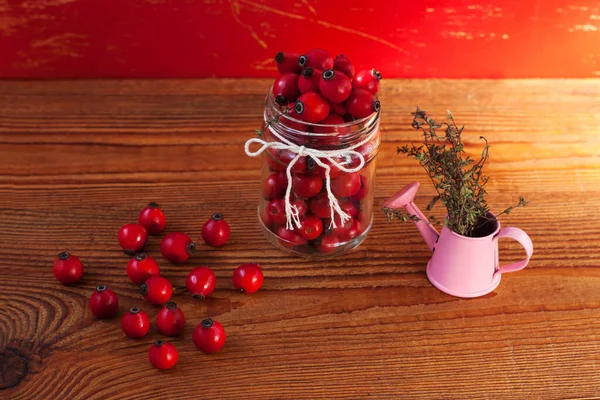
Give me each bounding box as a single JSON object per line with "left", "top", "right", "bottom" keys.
{"left": 0, "top": 79, "right": 599, "bottom": 399}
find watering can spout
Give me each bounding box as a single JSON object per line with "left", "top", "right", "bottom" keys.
{"left": 383, "top": 181, "right": 439, "bottom": 251}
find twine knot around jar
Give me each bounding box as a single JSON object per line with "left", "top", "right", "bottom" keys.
{"left": 244, "top": 120, "right": 378, "bottom": 230}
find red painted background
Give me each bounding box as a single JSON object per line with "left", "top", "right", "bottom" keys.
{"left": 1, "top": 0, "right": 599, "bottom": 78}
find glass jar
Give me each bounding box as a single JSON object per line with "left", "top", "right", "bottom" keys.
{"left": 251, "top": 88, "right": 380, "bottom": 259}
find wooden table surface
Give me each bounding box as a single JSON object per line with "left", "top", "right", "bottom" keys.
{"left": 1, "top": 79, "right": 599, "bottom": 399}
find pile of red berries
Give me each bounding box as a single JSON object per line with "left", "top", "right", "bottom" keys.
{"left": 273, "top": 49, "right": 381, "bottom": 122}
{"left": 52, "top": 203, "right": 265, "bottom": 370}
{"left": 259, "top": 49, "right": 381, "bottom": 254}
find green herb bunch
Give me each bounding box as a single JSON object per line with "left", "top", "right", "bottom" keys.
{"left": 383, "top": 108, "right": 527, "bottom": 237}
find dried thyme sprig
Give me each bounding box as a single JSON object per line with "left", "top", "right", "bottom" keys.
{"left": 385, "top": 108, "right": 527, "bottom": 237}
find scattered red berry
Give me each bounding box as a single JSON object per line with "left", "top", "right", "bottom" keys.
{"left": 120, "top": 307, "right": 150, "bottom": 339}
{"left": 138, "top": 202, "right": 166, "bottom": 234}
{"left": 201, "top": 213, "right": 231, "bottom": 247}
{"left": 331, "top": 172, "right": 361, "bottom": 198}
{"left": 148, "top": 339, "right": 178, "bottom": 370}
{"left": 346, "top": 89, "right": 380, "bottom": 119}
{"left": 156, "top": 301, "right": 186, "bottom": 336}
{"left": 140, "top": 275, "right": 172, "bottom": 305}
{"left": 353, "top": 68, "right": 382, "bottom": 94}
{"left": 333, "top": 54, "right": 355, "bottom": 79}
{"left": 118, "top": 223, "right": 148, "bottom": 255}
{"left": 126, "top": 253, "right": 160, "bottom": 285}
{"left": 275, "top": 51, "right": 301, "bottom": 74}
{"left": 262, "top": 172, "right": 287, "bottom": 200}
{"left": 89, "top": 285, "right": 119, "bottom": 318}
{"left": 53, "top": 251, "right": 83, "bottom": 285}
{"left": 319, "top": 70, "right": 352, "bottom": 103}
{"left": 273, "top": 72, "right": 300, "bottom": 104}
{"left": 297, "top": 215, "right": 323, "bottom": 240}
{"left": 298, "top": 48, "right": 333, "bottom": 71}
{"left": 232, "top": 263, "right": 264, "bottom": 294}
{"left": 186, "top": 266, "right": 216, "bottom": 300}
{"left": 294, "top": 92, "right": 330, "bottom": 123}
{"left": 298, "top": 67, "right": 321, "bottom": 94}
{"left": 192, "top": 318, "right": 226, "bottom": 353}
{"left": 160, "top": 232, "right": 196, "bottom": 264}
{"left": 292, "top": 173, "right": 323, "bottom": 198}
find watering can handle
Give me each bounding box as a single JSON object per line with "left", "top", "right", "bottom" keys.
{"left": 493, "top": 227, "right": 533, "bottom": 277}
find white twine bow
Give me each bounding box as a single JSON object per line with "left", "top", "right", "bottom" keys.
{"left": 245, "top": 114, "right": 377, "bottom": 230}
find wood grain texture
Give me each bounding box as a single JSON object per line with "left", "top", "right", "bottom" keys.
{"left": 1, "top": 79, "right": 600, "bottom": 399}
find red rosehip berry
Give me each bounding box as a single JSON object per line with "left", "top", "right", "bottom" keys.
{"left": 118, "top": 223, "right": 148, "bottom": 255}
{"left": 156, "top": 301, "right": 186, "bottom": 336}
{"left": 297, "top": 215, "right": 323, "bottom": 240}
{"left": 53, "top": 251, "right": 83, "bottom": 285}
{"left": 148, "top": 339, "right": 178, "bottom": 370}
{"left": 346, "top": 89, "right": 380, "bottom": 119}
{"left": 331, "top": 172, "right": 361, "bottom": 198}
{"left": 290, "top": 154, "right": 318, "bottom": 174}
{"left": 138, "top": 202, "right": 166, "bottom": 234}
{"left": 294, "top": 92, "right": 330, "bottom": 123}
{"left": 266, "top": 199, "right": 287, "bottom": 226}
{"left": 333, "top": 54, "right": 355, "bottom": 79}
{"left": 140, "top": 275, "right": 172, "bottom": 305}
{"left": 353, "top": 68, "right": 382, "bottom": 95}
{"left": 160, "top": 232, "right": 196, "bottom": 264}
{"left": 330, "top": 101, "right": 347, "bottom": 116}
{"left": 309, "top": 192, "right": 331, "bottom": 219}
{"left": 275, "top": 51, "right": 302, "bottom": 74}
{"left": 298, "top": 48, "right": 333, "bottom": 71}
{"left": 313, "top": 113, "right": 349, "bottom": 138}
{"left": 121, "top": 307, "right": 150, "bottom": 339}
{"left": 353, "top": 175, "right": 369, "bottom": 201}
{"left": 277, "top": 226, "right": 307, "bottom": 247}
{"left": 201, "top": 213, "right": 231, "bottom": 247}
{"left": 292, "top": 173, "right": 323, "bottom": 198}
{"left": 292, "top": 198, "right": 308, "bottom": 218}
{"left": 319, "top": 70, "right": 352, "bottom": 103}
{"left": 298, "top": 67, "right": 321, "bottom": 94}
{"left": 186, "top": 266, "right": 216, "bottom": 300}
{"left": 232, "top": 263, "right": 264, "bottom": 294}
{"left": 319, "top": 234, "right": 341, "bottom": 253}
{"left": 273, "top": 72, "right": 300, "bottom": 104}
{"left": 281, "top": 104, "right": 310, "bottom": 132}
{"left": 341, "top": 218, "right": 363, "bottom": 241}
{"left": 262, "top": 172, "right": 287, "bottom": 200}
{"left": 126, "top": 253, "right": 160, "bottom": 285}
{"left": 192, "top": 318, "right": 226, "bottom": 354}
{"left": 89, "top": 285, "right": 119, "bottom": 318}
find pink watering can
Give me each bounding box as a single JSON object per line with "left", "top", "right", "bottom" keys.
{"left": 384, "top": 182, "right": 533, "bottom": 298}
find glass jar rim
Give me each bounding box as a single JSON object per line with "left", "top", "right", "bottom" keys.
{"left": 265, "top": 86, "right": 380, "bottom": 139}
